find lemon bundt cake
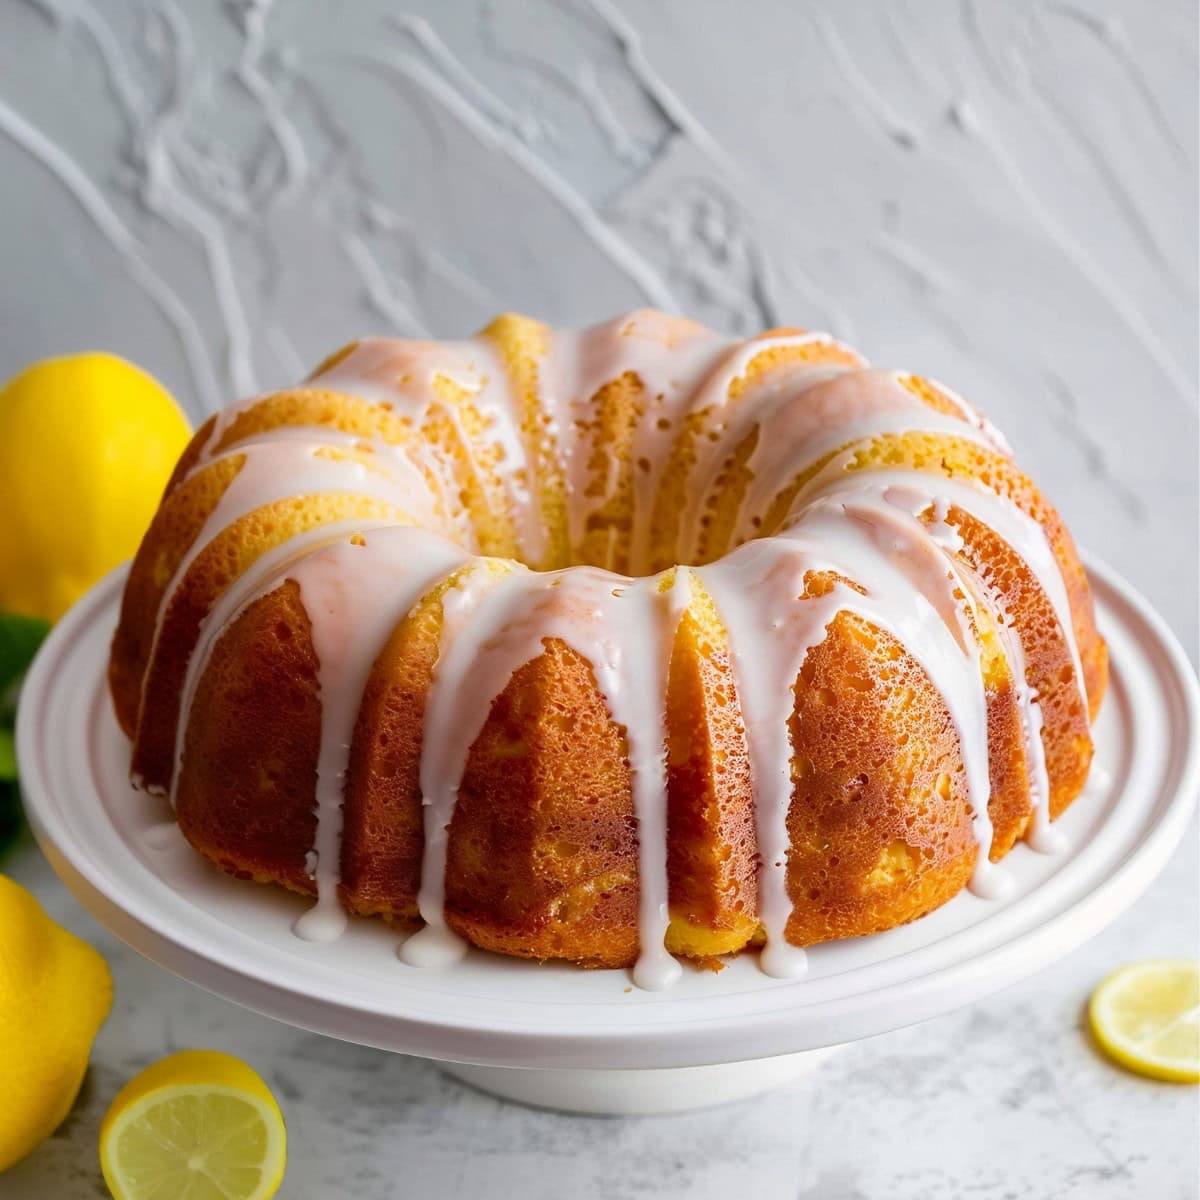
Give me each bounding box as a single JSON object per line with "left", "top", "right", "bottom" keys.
{"left": 109, "top": 310, "right": 1106, "bottom": 989}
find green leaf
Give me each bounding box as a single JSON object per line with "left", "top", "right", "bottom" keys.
{"left": 0, "top": 614, "right": 42, "bottom": 853}
{"left": 0, "top": 727, "right": 14, "bottom": 780}
{"left": 0, "top": 613, "right": 50, "bottom": 693}
{"left": 0, "top": 777, "right": 24, "bottom": 860}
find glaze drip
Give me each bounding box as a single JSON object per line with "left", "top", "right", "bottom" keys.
{"left": 289, "top": 529, "right": 469, "bottom": 942}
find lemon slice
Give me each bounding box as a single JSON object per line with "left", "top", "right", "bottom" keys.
{"left": 99, "top": 1051, "right": 286, "bottom": 1200}
{"left": 1088, "top": 959, "right": 1200, "bottom": 1083}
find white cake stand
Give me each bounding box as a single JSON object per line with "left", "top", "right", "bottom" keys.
{"left": 16, "top": 556, "right": 1199, "bottom": 1114}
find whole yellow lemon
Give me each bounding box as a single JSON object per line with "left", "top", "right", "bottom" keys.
{"left": 0, "top": 353, "right": 191, "bottom": 621}
{"left": 0, "top": 874, "right": 113, "bottom": 1172}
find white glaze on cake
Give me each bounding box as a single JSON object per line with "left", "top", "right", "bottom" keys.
{"left": 289, "top": 529, "right": 469, "bottom": 942}
{"left": 155, "top": 309, "right": 1093, "bottom": 988}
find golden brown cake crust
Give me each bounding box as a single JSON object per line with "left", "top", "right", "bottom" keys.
{"left": 175, "top": 581, "right": 319, "bottom": 894}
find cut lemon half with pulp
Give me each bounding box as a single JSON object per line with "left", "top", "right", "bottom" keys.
{"left": 99, "top": 1050, "right": 286, "bottom": 1200}
{"left": 1088, "top": 959, "right": 1200, "bottom": 1083}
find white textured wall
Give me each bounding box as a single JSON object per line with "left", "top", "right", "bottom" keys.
{"left": 2, "top": 6, "right": 1198, "bottom": 1198}
{"left": 1, "top": 0, "right": 1196, "bottom": 660}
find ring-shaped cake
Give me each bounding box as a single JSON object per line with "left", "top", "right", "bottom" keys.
{"left": 108, "top": 310, "right": 1106, "bottom": 990}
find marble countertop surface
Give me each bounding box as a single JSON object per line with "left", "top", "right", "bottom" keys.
{"left": 1, "top": 1, "right": 1196, "bottom": 1196}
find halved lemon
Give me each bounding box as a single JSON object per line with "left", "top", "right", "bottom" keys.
{"left": 1088, "top": 959, "right": 1200, "bottom": 1083}
{"left": 99, "top": 1050, "right": 287, "bottom": 1200}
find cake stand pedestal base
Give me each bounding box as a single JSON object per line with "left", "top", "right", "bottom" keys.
{"left": 440, "top": 1047, "right": 842, "bottom": 1115}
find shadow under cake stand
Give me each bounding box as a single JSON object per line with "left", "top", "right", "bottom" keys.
{"left": 17, "top": 556, "right": 1199, "bottom": 1115}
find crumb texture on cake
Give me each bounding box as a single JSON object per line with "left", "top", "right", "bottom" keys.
{"left": 109, "top": 309, "right": 1106, "bottom": 987}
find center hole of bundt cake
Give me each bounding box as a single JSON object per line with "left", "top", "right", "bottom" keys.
{"left": 510, "top": 470, "right": 745, "bottom": 576}
{"left": 547, "top": 505, "right": 761, "bottom": 577}
{"left": 529, "top": 518, "right": 730, "bottom": 578}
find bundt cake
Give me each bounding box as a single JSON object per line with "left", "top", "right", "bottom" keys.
{"left": 109, "top": 309, "right": 1106, "bottom": 989}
